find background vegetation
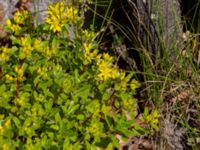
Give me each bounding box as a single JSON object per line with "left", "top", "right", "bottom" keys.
{"left": 0, "top": 0, "right": 200, "bottom": 149}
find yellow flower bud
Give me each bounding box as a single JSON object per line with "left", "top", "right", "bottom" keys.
{"left": 2, "top": 144, "right": 9, "bottom": 150}
{"left": 0, "top": 126, "right": 4, "bottom": 135}
{"left": 4, "top": 119, "right": 11, "bottom": 127}
{"left": 5, "top": 74, "right": 14, "bottom": 81}
{"left": 6, "top": 19, "right": 12, "bottom": 27}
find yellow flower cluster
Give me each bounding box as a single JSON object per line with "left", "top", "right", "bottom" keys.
{"left": 83, "top": 42, "right": 139, "bottom": 93}
{"left": 142, "top": 109, "right": 160, "bottom": 130}
{"left": 6, "top": 20, "right": 20, "bottom": 33}
{"left": 13, "top": 11, "right": 29, "bottom": 25}
{"left": 46, "top": 2, "right": 66, "bottom": 32}
{"left": 0, "top": 46, "right": 10, "bottom": 62}
{"left": 19, "top": 36, "right": 33, "bottom": 59}
{"left": 14, "top": 66, "right": 25, "bottom": 81}
{"left": 5, "top": 74, "right": 15, "bottom": 81}
{"left": 66, "top": 7, "right": 79, "bottom": 23}
{"left": 6, "top": 66, "right": 25, "bottom": 82}
{"left": 97, "top": 53, "right": 120, "bottom": 81}
{"left": 37, "top": 67, "right": 48, "bottom": 76}
{"left": 46, "top": 2, "right": 80, "bottom": 33}
{"left": 83, "top": 30, "right": 95, "bottom": 41}
{"left": 122, "top": 98, "right": 137, "bottom": 111}
{"left": 83, "top": 43, "right": 128, "bottom": 82}
{"left": 34, "top": 38, "right": 57, "bottom": 57}
{"left": 130, "top": 79, "right": 140, "bottom": 91}
{"left": 6, "top": 10, "right": 29, "bottom": 34}
{"left": 88, "top": 122, "right": 99, "bottom": 134}
{"left": 45, "top": 46, "right": 56, "bottom": 56}
{"left": 33, "top": 39, "right": 42, "bottom": 52}
{"left": 0, "top": 119, "right": 11, "bottom": 150}
{"left": 83, "top": 43, "right": 98, "bottom": 64}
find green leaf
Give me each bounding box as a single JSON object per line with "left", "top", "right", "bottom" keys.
{"left": 119, "top": 92, "right": 130, "bottom": 101}
{"left": 50, "top": 125, "right": 59, "bottom": 130}
{"left": 102, "top": 92, "right": 110, "bottom": 101}
{"left": 74, "top": 85, "right": 91, "bottom": 100}
{"left": 76, "top": 114, "right": 85, "bottom": 121}
{"left": 55, "top": 112, "right": 61, "bottom": 123}
{"left": 106, "top": 143, "right": 114, "bottom": 150}
{"left": 74, "top": 69, "right": 81, "bottom": 83}
{"left": 115, "top": 119, "right": 135, "bottom": 136}
{"left": 12, "top": 116, "right": 21, "bottom": 128}
{"left": 0, "top": 85, "right": 6, "bottom": 93}
{"left": 86, "top": 100, "right": 99, "bottom": 113}
{"left": 44, "top": 98, "right": 53, "bottom": 113}
{"left": 125, "top": 72, "right": 134, "bottom": 82}
{"left": 23, "top": 118, "right": 32, "bottom": 127}
{"left": 143, "top": 107, "right": 149, "bottom": 117}
{"left": 0, "top": 120, "right": 4, "bottom": 126}
{"left": 52, "top": 38, "right": 58, "bottom": 52}
{"left": 67, "top": 103, "right": 79, "bottom": 116}
{"left": 110, "top": 135, "right": 120, "bottom": 147}
{"left": 114, "top": 83, "right": 120, "bottom": 91}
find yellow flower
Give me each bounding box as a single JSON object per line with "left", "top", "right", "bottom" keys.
{"left": 83, "top": 43, "right": 99, "bottom": 64}
{"left": 15, "top": 10, "right": 28, "bottom": 24}
{"left": 20, "top": 36, "right": 32, "bottom": 58}
{"left": 5, "top": 19, "right": 12, "bottom": 28}
{"left": 142, "top": 109, "right": 160, "bottom": 130}
{"left": 83, "top": 30, "right": 95, "bottom": 40}
{"left": 130, "top": 79, "right": 140, "bottom": 91}
{"left": 45, "top": 2, "right": 80, "bottom": 32}
{"left": 98, "top": 60, "right": 109, "bottom": 71}
{"left": 5, "top": 74, "right": 15, "bottom": 81}
{"left": 85, "top": 50, "right": 98, "bottom": 64}
{"left": 2, "top": 144, "right": 9, "bottom": 150}
{"left": 96, "top": 54, "right": 102, "bottom": 60}
{"left": 97, "top": 60, "right": 112, "bottom": 81}
{"left": 120, "top": 80, "right": 127, "bottom": 91}
{"left": 11, "top": 24, "right": 21, "bottom": 33}
{"left": 13, "top": 11, "right": 22, "bottom": 24}
{"left": 5, "top": 20, "right": 21, "bottom": 33}
{"left": 0, "top": 114, "right": 4, "bottom": 119}
{"left": 13, "top": 10, "right": 29, "bottom": 25}
{"left": 66, "top": 7, "right": 79, "bottom": 23}
{"left": 46, "top": 17, "right": 62, "bottom": 32}
{"left": 5, "top": 10, "right": 28, "bottom": 34}
{"left": 83, "top": 43, "right": 93, "bottom": 53}
{"left": 21, "top": 36, "right": 29, "bottom": 47}
{"left": 14, "top": 66, "right": 25, "bottom": 81}
{"left": 37, "top": 67, "right": 47, "bottom": 75}
{"left": 98, "top": 68, "right": 112, "bottom": 81}
{"left": 0, "top": 125, "right": 3, "bottom": 135}
{"left": 34, "top": 39, "right": 42, "bottom": 52}
{"left": 45, "top": 46, "right": 56, "bottom": 56}
{"left": 111, "top": 67, "right": 119, "bottom": 79}
{"left": 4, "top": 119, "right": 11, "bottom": 128}
{"left": 97, "top": 54, "right": 120, "bottom": 81}
{"left": 89, "top": 122, "right": 99, "bottom": 134}
{"left": 0, "top": 46, "right": 10, "bottom": 62}
{"left": 14, "top": 66, "right": 24, "bottom": 76}
{"left": 46, "top": 2, "right": 66, "bottom": 33}
{"left": 120, "top": 71, "right": 126, "bottom": 80}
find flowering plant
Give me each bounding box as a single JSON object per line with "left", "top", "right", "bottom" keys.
{"left": 0, "top": 1, "right": 156, "bottom": 149}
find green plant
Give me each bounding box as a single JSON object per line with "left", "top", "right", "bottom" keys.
{"left": 0, "top": 1, "right": 156, "bottom": 149}
{"left": 136, "top": 2, "right": 200, "bottom": 149}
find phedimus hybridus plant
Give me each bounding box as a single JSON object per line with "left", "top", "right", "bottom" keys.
{"left": 0, "top": 1, "right": 159, "bottom": 149}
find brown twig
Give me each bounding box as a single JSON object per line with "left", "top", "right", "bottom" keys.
{"left": 82, "top": 114, "right": 93, "bottom": 125}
